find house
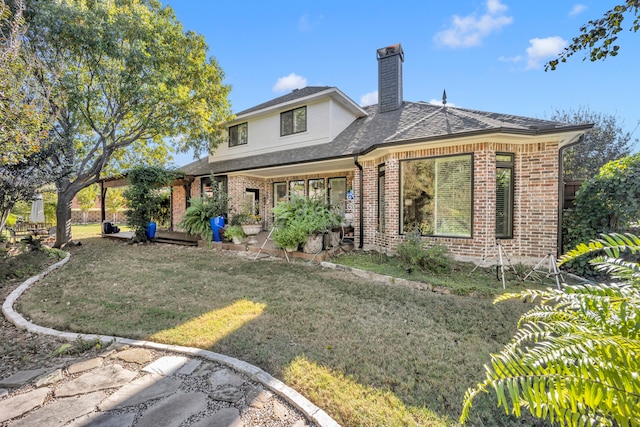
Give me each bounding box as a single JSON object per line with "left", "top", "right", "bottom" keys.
{"left": 173, "top": 44, "right": 592, "bottom": 261}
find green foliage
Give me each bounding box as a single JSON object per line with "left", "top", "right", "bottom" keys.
{"left": 24, "top": 0, "right": 233, "bottom": 246}
{"left": 551, "top": 108, "right": 633, "bottom": 181}
{"left": 272, "top": 224, "right": 307, "bottom": 250}
{"left": 547, "top": 1, "right": 640, "bottom": 70}
{"left": 461, "top": 233, "right": 640, "bottom": 426}
{"left": 563, "top": 154, "right": 640, "bottom": 274}
{"left": 0, "top": 0, "right": 55, "bottom": 166}
{"left": 397, "top": 232, "right": 451, "bottom": 273}
{"left": 177, "top": 193, "right": 229, "bottom": 244}
{"left": 271, "top": 193, "right": 342, "bottom": 250}
{"left": 123, "top": 166, "right": 177, "bottom": 242}
{"left": 223, "top": 225, "right": 246, "bottom": 240}
{"left": 105, "top": 188, "right": 126, "bottom": 222}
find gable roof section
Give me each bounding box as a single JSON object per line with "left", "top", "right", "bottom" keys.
{"left": 237, "top": 86, "right": 331, "bottom": 116}
{"left": 231, "top": 86, "right": 367, "bottom": 123}
{"left": 183, "top": 101, "right": 592, "bottom": 176}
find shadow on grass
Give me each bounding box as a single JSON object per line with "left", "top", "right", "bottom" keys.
{"left": 17, "top": 237, "right": 539, "bottom": 426}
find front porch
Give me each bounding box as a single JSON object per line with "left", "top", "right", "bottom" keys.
{"left": 102, "top": 229, "right": 354, "bottom": 262}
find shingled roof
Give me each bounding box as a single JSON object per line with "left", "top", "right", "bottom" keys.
{"left": 181, "top": 100, "right": 589, "bottom": 175}
{"left": 236, "top": 86, "right": 333, "bottom": 116}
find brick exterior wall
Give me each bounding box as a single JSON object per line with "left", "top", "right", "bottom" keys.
{"left": 361, "top": 140, "right": 561, "bottom": 262}
{"left": 171, "top": 139, "right": 560, "bottom": 262}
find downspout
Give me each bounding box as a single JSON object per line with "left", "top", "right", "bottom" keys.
{"left": 557, "top": 134, "right": 584, "bottom": 255}
{"left": 354, "top": 155, "right": 364, "bottom": 249}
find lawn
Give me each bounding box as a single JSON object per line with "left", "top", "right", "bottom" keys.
{"left": 16, "top": 237, "right": 547, "bottom": 426}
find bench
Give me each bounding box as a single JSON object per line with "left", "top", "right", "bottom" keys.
{"left": 7, "top": 222, "right": 52, "bottom": 243}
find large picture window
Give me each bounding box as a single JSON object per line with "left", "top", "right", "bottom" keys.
{"left": 496, "top": 153, "right": 514, "bottom": 238}
{"left": 328, "top": 177, "right": 346, "bottom": 217}
{"left": 280, "top": 106, "right": 306, "bottom": 136}
{"left": 228, "top": 122, "right": 248, "bottom": 147}
{"left": 401, "top": 154, "right": 473, "bottom": 237}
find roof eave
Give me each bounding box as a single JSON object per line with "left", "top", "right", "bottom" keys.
{"left": 360, "top": 124, "right": 595, "bottom": 155}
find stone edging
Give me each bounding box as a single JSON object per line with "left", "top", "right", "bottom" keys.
{"left": 1, "top": 251, "right": 340, "bottom": 427}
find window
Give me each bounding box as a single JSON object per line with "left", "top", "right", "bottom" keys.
{"left": 201, "top": 176, "right": 227, "bottom": 198}
{"left": 289, "top": 180, "right": 305, "bottom": 197}
{"left": 496, "top": 153, "right": 514, "bottom": 238}
{"left": 401, "top": 154, "right": 473, "bottom": 237}
{"left": 229, "top": 122, "right": 248, "bottom": 147}
{"left": 308, "top": 178, "right": 325, "bottom": 200}
{"left": 280, "top": 106, "right": 306, "bottom": 136}
{"left": 273, "top": 182, "right": 287, "bottom": 206}
{"left": 328, "top": 177, "right": 346, "bottom": 217}
{"left": 378, "top": 164, "right": 385, "bottom": 232}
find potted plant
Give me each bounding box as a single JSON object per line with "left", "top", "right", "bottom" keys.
{"left": 272, "top": 223, "right": 307, "bottom": 252}
{"left": 178, "top": 192, "right": 229, "bottom": 245}
{"left": 272, "top": 193, "right": 343, "bottom": 254}
{"left": 224, "top": 225, "right": 246, "bottom": 244}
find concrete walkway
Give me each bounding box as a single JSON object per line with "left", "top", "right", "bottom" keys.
{"left": 1, "top": 253, "right": 339, "bottom": 427}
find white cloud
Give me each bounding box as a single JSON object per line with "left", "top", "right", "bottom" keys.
{"left": 360, "top": 91, "right": 378, "bottom": 107}
{"left": 272, "top": 73, "right": 307, "bottom": 92}
{"left": 433, "top": 0, "right": 514, "bottom": 48}
{"left": 525, "top": 36, "right": 567, "bottom": 69}
{"left": 569, "top": 4, "right": 587, "bottom": 16}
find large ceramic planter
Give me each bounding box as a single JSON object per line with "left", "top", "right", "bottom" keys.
{"left": 303, "top": 233, "right": 323, "bottom": 254}
{"left": 241, "top": 224, "right": 262, "bottom": 235}
{"left": 210, "top": 216, "right": 225, "bottom": 242}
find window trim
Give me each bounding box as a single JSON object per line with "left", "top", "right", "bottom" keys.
{"left": 495, "top": 152, "right": 514, "bottom": 239}
{"left": 228, "top": 122, "right": 248, "bottom": 147}
{"left": 280, "top": 106, "right": 307, "bottom": 137}
{"left": 399, "top": 153, "right": 474, "bottom": 239}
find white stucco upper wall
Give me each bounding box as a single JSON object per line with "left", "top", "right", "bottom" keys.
{"left": 210, "top": 97, "right": 361, "bottom": 162}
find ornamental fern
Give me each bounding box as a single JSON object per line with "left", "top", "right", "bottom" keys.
{"left": 461, "top": 233, "right": 640, "bottom": 426}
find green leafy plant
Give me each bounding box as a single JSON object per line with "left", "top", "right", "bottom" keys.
{"left": 461, "top": 233, "right": 640, "bottom": 426}
{"left": 178, "top": 193, "right": 229, "bottom": 244}
{"left": 271, "top": 193, "right": 342, "bottom": 251}
{"left": 397, "top": 231, "right": 451, "bottom": 273}
{"left": 272, "top": 223, "right": 307, "bottom": 250}
{"left": 223, "top": 225, "right": 246, "bottom": 241}
{"left": 123, "top": 166, "right": 178, "bottom": 242}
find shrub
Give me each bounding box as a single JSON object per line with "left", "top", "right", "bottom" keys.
{"left": 123, "top": 166, "right": 177, "bottom": 242}
{"left": 397, "top": 231, "right": 451, "bottom": 273}
{"left": 461, "top": 233, "right": 640, "bottom": 426}
{"left": 178, "top": 193, "right": 230, "bottom": 244}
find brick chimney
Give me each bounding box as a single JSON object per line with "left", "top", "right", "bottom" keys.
{"left": 376, "top": 44, "right": 404, "bottom": 113}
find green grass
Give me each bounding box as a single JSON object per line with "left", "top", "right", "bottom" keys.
{"left": 333, "top": 251, "right": 555, "bottom": 296}
{"left": 71, "top": 223, "right": 130, "bottom": 239}
{"left": 16, "top": 237, "right": 546, "bottom": 426}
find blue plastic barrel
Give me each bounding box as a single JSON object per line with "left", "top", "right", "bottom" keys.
{"left": 211, "top": 216, "right": 225, "bottom": 242}
{"left": 146, "top": 221, "right": 157, "bottom": 239}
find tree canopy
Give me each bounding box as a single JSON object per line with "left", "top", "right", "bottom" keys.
{"left": 547, "top": 1, "right": 640, "bottom": 70}
{"left": 550, "top": 107, "right": 634, "bottom": 181}
{"left": 23, "top": 0, "right": 233, "bottom": 247}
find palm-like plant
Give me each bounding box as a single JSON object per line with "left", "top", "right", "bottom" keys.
{"left": 461, "top": 233, "right": 640, "bottom": 426}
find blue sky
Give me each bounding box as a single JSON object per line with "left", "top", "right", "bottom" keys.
{"left": 163, "top": 0, "right": 640, "bottom": 165}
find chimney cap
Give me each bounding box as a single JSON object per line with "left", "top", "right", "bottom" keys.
{"left": 376, "top": 44, "right": 404, "bottom": 60}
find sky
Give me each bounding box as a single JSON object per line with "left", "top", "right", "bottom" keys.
{"left": 163, "top": 0, "right": 640, "bottom": 165}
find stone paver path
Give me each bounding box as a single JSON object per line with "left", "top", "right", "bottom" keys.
{"left": 0, "top": 346, "right": 317, "bottom": 426}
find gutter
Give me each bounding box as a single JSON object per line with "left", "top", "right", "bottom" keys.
{"left": 354, "top": 155, "right": 364, "bottom": 249}
{"left": 557, "top": 134, "right": 585, "bottom": 255}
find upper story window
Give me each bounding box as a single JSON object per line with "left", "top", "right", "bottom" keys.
{"left": 280, "top": 106, "right": 306, "bottom": 136}
{"left": 229, "top": 122, "right": 248, "bottom": 147}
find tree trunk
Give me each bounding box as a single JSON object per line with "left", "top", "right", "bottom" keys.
{"left": 54, "top": 191, "right": 73, "bottom": 248}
